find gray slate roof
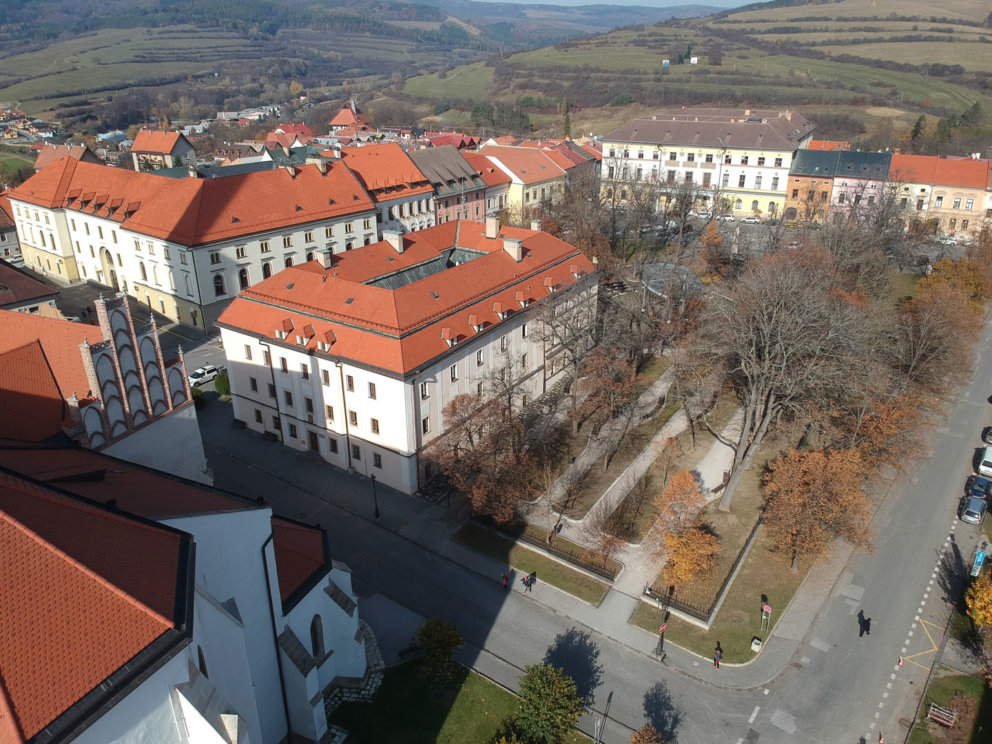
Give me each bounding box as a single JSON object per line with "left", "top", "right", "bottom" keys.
{"left": 408, "top": 145, "right": 487, "bottom": 197}
{"left": 605, "top": 108, "right": 815, "bottom": 150}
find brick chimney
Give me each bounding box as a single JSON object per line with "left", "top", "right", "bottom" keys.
{"left": 485, "top": 216, "right": 500, "bottom": 238}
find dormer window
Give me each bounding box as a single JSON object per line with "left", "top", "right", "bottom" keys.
{"left": 515, "top": 291, "right": 529, "bottom": 308}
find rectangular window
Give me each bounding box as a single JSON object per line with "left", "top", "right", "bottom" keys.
{"left": 422, "top": 417, "right": 430, "bottom": 434}
{"left": 371, "top": 418, "right": 380, "bottom": 434}
{"left": 346, "top": 375, "right": 354, "bottom": 392}
{"left": 260, "top": 241, "right": 270, "bottom": 253}
{"left": 686, "top": 153, "right": 695, "bottom": 162}
{"left": 449, "top": 364, "right": 458, "bottom": 382}
{"left": 521, "top": 323, "right": 528, "bottom": 339}
{"left": 774, "top": 157, "right": 783, "bottom": 167}
{"left": 702, "top": 173, "right": 711, "bottom": 188}
{"left": 724, "top": 155, "right": 732, "bottom": 164}
{"left": 935, "top": 196, "right": 944, "bottom": 208}
{"left": 500, "top": 336, "right": 507, "bottom": 351}
{"left": 305, "top": 231, "right": 313, "bottom": 243}
{"left": 254, "top": 409, "right": 263, "bottom": 423}
{"left": 792, "top": 189, "right": 799, "bottom": 199}
{"left": 738, "top": 175, "right": 746, "bottom": 188}
{"left": 349, "top": 410, "right": 358, "bottom": 426}
{"left": 281, "top": 357, "right": 288, "bottom": 372}
{"left": 420, "top": 382, "right": 429, "bottom": 399}
{"left": 363, "top": 218, "right": 372, "bottom": 230}
{"left": 477, "top": 382, "right": 484, "bottom": 396}
{"left": 772, "top": 176, "right": 779, "bottom": 190}
{"left": 963, "top": 219, "right": 970, "bottom": 229}
{"left": 740, "top": 156, "right": 749, "bottom": 165}
{"left": 210, "top": 251, "right": 221, "bottom": 265}
{"left": 180, "top": 253, "right": 187, "bottom": 265}
{"left": 326, "top": 404, "right": 335, "bottom": 421}
{"left": 282, "top": 236, "right": 292, "bottom": 248}
{"left": 301, "top": 364, "right": 309, "bottom": 380}
{"left": 684, "top": 172, "right": 693, "bottom": 184}
{"left": 965, "top": 199, "right": 974, "bottom": 210}
{"left": 268, "top": 383, "right": 276, "bottom": 398}
{"left": 345, "top": 222, "right": 354, "bottom": 234}
{"left": 757, "top": 157, "right": 765, "bottom": 166}
{"left": 249, "top": 377, "right": 258, "bottom": 392}
{"left": 322, "top": 369, "right": 330, "bottom": 385}
{"left": 236, "top": 246, "right": 246, "bottom": 258}
{"left": 288, "top": 423, "right": 297, "bottom": 438}
{"left": 305, "top": 397, "right": 313, "bottom": 414}
{"left": 666, "top": 170, "right": 675, "bottom": 184}
{"left": 368, "top": 382, "right": 377, "bottom": 399}
{"left": 477, "top": 349, "right": 484, "bottom": 366}
{"left": 284, "top": 391, "right": 293, "bottom": 406}
{"left": 521, "top": 353, "right": 528, "bottom": 370}
{"left": 329, "top": 438, "right": 338, "bottom": 453}
{"left": 953, "top": 197, "right": 962, "bottom": 210}
{"left": 755, "top": 175, "right": 762, "bottom": 189}
{"left": 325, "top": 227, "right": 334, "bottom": 238}
{"left": 722, "top": 173, "right": 730, "bottom": 187}
{"left": 263, "top": 350, "right": 271, "bottom": 366}
{"left": 351, "top": 444, "right": 361, "bottom": 460}
{"left": 374, "top": 453, "right": 382, "bottom": 468}
{"left": 272, "top": 415, "right": 280, "bottom": 429}
{"left": 705, "top": 154, "right": 713, "bottom": 163}
{"left": 668, "top": 152, "right": 676, "bottom": 161}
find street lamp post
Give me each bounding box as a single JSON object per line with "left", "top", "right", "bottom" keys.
{"left": 371, "top": 474, "right": 380, "bottom": 521}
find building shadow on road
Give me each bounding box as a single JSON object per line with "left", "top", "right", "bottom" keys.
{"left": 543, "top": 627, "right": 603, "bottom": 704}
{"left": 643, "top": 681, "right": 680, "bottom": 741}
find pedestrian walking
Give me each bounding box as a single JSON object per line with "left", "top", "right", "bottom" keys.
{"left": 501, "top": 573, "right": 508, "bottom": 591}
{"left": 713, "top": 649, "right": 721, "bottom": 669}
{"left": 523, "top": 572, "right": 536, "bottom": 592}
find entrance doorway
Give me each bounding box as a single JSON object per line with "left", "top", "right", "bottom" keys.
{"left": 308, "top": 431, "right": 319, "bottom": 452}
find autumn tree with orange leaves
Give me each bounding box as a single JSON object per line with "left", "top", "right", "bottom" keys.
{"left": 654, "top": 470, "right": 705, "bottom": 535}
{"left": 764, "top": 448, "right": 872, "bottom": 569}
{"left": 631, "top": 722, "right": 670, "bottom": 744}
{"left": 661, "top": 526, "right": 719, "bottom": 586}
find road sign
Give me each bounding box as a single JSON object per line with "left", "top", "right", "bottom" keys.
{"left": 659, "top": 623, "right": 667, "bottom": 634}
{"left": 972, "top": 550, "right": 986, "bottom": 577}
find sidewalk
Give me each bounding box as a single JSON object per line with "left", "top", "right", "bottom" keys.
{"left": 198, "top": 394, "right": 843, "bottom": 692}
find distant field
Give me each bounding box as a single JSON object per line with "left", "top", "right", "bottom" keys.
{"left": 724, "top": 0, "right": 986, "bottom": 24}
{"left": 404, "top": 62, "right": 494, "bottom": 102}
{"left": 0, "top": 151, "right": 33, "bottom": 169}
{"left": 817, "top": 41, "right": 992, "bottom": 71}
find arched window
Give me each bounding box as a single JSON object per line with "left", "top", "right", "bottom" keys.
{"left": 310, "top": 614, "right": 325, "bottom": 658}
{"left": 734, "top": 199, "right": 743, "bottom": 210}
{"left": 238, "top": 267, "right": 249, "bottom": 290}
{"left": 284, "top": 257, "right": 293, "bottom": 268}
{"left": 751, "top": 200, "right": 759, "bottom": 212}
{"left": 769, "top": 202, "right": 777, "bottom": 215}
{"left": 197, "top": 646, "right": 209, "bottom": 678}
{"left": 214, "top": 274, "right": 225, "bottom": 297}
{"left": 139, "top": 262, "right": 147, "bottom": 282}
{"left": 262, "top": 263, "right": 272, "bottom": 279}
{"left": 306, "top": 251, "right": 314, "bottom": 263}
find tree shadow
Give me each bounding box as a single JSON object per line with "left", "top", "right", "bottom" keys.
{"left": 643, "top": 680, "right": 680, "bottom": 742}
{"left": 936, "top": 532, "right": 968, "bottom": 604}
{"left": 543, "top": 627, "right": 603, "bottom": 704}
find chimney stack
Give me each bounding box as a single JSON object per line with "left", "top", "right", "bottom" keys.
{"left": 503, "top": 238, "right": 523, "bottom": 262}
{"left": 383, "top": 230, "right": 404, "bottom": 253}
{"left": 319, "top": 252, "right": 334, "bottom": 269}
{"left": 530, "top": 219, "right": 543, "bottom": 231}
{"left": 485, "top": 216, "right": 500, "bottom": 239}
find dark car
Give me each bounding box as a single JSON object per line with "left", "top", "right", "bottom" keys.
{"left": 983, "top": 427, "right": 992, "bottom": 446}
{"left": 966, "top": 474, "right": 992, "bottom": 501}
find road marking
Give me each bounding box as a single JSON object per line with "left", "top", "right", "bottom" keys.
{"left": 902, "top": 619, "right": 942, "bottom": 670}
{"left": 890, "top": 674, "right": 896, "bottom": 680}
{"left": 810, "top": 638, "right": 831, "bottom": 652}
{"left": 883, "top": 692, "right": 889, "bottom": 699}
{"left": 887, "top": 682, "right": 892, "bottom": 689}
{"left": 748, "top": 706, "right": 760, "bottom": 723}
{"left": 770, "top": 709, "right": 797, "bottom": 734}
{"left": 764, "top": 688, "right": 770, "bottom": 695}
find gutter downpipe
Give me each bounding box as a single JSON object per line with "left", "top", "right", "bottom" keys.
{"left": 337, "top": 361, "right": 353, "bottom": 469}
{"left": 261, "top": 532, "right": 294, "bottom": 740}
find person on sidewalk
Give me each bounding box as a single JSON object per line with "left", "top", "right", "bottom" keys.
{"left": 713, "top": 649, "right": 721, "bottom": 669}
{"left": 501, "top": 573, "right": 509, "bottom": 591}
{"left": 523, "top": 572, "right": 536, "bottom": 592}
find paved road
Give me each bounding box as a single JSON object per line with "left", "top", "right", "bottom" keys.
{"left": 194, "top": 320, "right": 992, "bottom": 744}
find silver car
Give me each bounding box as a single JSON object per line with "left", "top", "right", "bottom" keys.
{"left": 959, "top": 494, "right": 987, "bottom": 525}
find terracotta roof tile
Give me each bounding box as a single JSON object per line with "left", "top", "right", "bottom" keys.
{"left": 33, "top": 144, "right": 100, "bottom": 171}
{"left": 0, "top": 469, "right": 181, "bottom": 740}
{"left": 462, "top": 152, "right": 512, "bottom": 187}
{"left": 341, "top": 143, "right": 433, "bottom": 201}
{"left": 932, "top": 157, "right": 990, "bottom": 189}
{"left": 271, "top": 517, "right": 327, "bottom": 603}
{"left": 0, "top": 342, "right": 66, "bottom": 441}
{"left": 0, "top": 191, "right": 13, "bottom": 229}
{"left": 0, "top": 261, "right": 58, "bottom": 308}
{"left": 217, "top": 221, "right": 596, "bottom": 375}
{"left": 131, "top": 129, "right": 184, "bottom": 154}
{"left": 479, "top": 146, "right": 568, "bottom": 185}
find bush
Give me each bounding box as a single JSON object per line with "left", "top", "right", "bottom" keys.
{"left": 190, "top": 387, "right": 205, "bottom": 409}
{"left": 214, "top": 371, "right": 231, "bottom": 396}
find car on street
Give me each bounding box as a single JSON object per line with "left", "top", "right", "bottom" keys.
{"left": 740, "top": 216, "right": 761, "bottom": 224}
{"left": 715, "top": 214, "right": 734, "bottom": 222}
{"left": 966, "top": 474, "right": 992, "bottom": 501}
{"left": 936, "top": 235, "right": 957, "bottom": 246}
{"left": 188, "top": 365, "right": 220, "bottom": 387}
{"left": 983, "top": 426, "right": 992, "bottom": 446}
{"left": 979, "top": 445, "right": 992, "bottom": 477}
{"left": 688, "top": 210, "right": 712, "bottom": 219}
{"left": 959, "top": 494, "right": 988, "bottom": 525}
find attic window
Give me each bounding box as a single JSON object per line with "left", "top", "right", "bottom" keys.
{"left": 295, "top": 205, "right": 303, "bottom": 211}
{"left": 386, "top": 255, "right": 394, "bottom": 262}
{"left": 345, "top": 297, "right": 354, "bottom": 304}
{"left": 328, "top": 198, "right": 335, "bottom": 204}
{"left": 352, "top": 195, "right": 359, "bottom": 200}
{"left": 286, "top": 283, "right": 295, "bottom": 290}
{"left": 430, "top": 291, "right": 439, "bottom": 299}
{"left": 231, "top": 216, "right": 240, "bottom": 223}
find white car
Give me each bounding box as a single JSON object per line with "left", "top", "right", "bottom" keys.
{"left": 740, "top": 216, "right": 761, "bottom": 224}
{"left": 715, "top": 214, "right": 735, "bottom": 222}
{"left": 936, "top": 235, "right": 957, "bottom": 246}
{"left": 188, "top": 365, "right": 220, "bottom": 387}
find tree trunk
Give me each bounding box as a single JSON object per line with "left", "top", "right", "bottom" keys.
{"left": 718, "top": 394, "right": 776, "bottom": 511}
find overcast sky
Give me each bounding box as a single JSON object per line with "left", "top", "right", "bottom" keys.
{"left": 486, "top": 0, "right": 752, "bottom": 6}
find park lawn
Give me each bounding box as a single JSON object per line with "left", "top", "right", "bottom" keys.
{"left": 454, "top": 522, "right": 610, "bottom": 605}
{"left": 907, "top": 668, "right": 992, "bottom": 744}
{"left": 632, "top": 529, "right": 808, "bottom": 663}
{"left": 330, "top": 661, "right": 589, "bottom": 744}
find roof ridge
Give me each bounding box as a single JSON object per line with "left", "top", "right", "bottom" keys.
{"left": 1, "top": 506, "right": 173, "bottom": 628}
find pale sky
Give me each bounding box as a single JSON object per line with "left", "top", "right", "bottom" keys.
{"left": 485, "top": 0, "right": 751, "bottom": 6}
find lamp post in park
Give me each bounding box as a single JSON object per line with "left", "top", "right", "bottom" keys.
{"left": 371, "top": 474, "right": 380, "bottom": 521}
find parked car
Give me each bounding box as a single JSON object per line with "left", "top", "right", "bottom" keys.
{"left": 966, "top": 474, "right": 992, "bottom": 501}
{"left": 188, "top": 365, "right": 220, "bottom": 387}
{"left": 688, "top": 210, "right": 712, "bottom": 219}
{"left": 979, "top": 446, "right": 992, "bottom": 477}
{"left": 983, "top": 427, "right": 992, "bottom": 446}
{"left": 715, "top": 214, "right": 735, "bottom": 222}
{"left": 936, "top": 235, "right": 957, "bottom": 246}
{"left": 740, "top": 216, "right": 762, "bottom": 224}
{"left": 959, "top": 494, "right": 988, "bottom": 525}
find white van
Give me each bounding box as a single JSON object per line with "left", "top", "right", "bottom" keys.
{"left": 979, "top": 446, "right": 992, "bottom": 477}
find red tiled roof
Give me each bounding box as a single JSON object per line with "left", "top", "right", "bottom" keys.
{"left": 340, "top": 143, "right": 433, "bottom": 201}
{"left": 217, "top": 221, "right": 596, "bottom": 375}
{"left": 462, "top": 152, "right": 512, "bottom": 188}
{"left": 578, "top": 143, "right": 602, "bottom": 161}
{"left": 10, "top": 158, "right": 375, "bottom": 247}
{"left": 271, "top": 517, "right": 327, "bottom": 603}
{"left": 480, "top": 146, "right": 568, "bottom": 185}
{"left": 329, "top": 105, "right": 370, "bottom": 129}
{"left": 0, "top": 310, "right": 98, "bottom": 406}
{"left": 0, "top": 191, "right": 13, "bottom": 229}
{"left": 808, "top": 140, "right": 850, "bottom": 151}
{"left": 131, "top": 129, "right": 184, "bottom": 154}
{"left": 273, "top": 123, "right": 314, "bottom": 138}
{"left": 0, "top": 261, "right": 58, "bottom": 308}
{"left": 0, "top": 469, "right": 181, "bottom": 741}
{"left": 0, "top": 342, "right": 66, "bottom": 442}
{"left": 932, "top": 157, "right": 990, "bottom": 189}
{"left": 33, "top": 144, "right": 100, "bottom": 171}
{"left": 889, "top": 154, "right": 938, "bottom": 184}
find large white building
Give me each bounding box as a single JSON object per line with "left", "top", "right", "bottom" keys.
{"left": 601, "top": 108, "right": 816, "bottom": 219}
{"left": 7, "top": 157, "right": 379, "bottom": 331}
{"left": 216, "top": 218, "right": 598, "bottom": 495}
{"left": 0, "top": 443, "right": 380, "bottom": 744}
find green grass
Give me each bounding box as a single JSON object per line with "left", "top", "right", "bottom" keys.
{"left": 907, "top": 668, "right": 992, "bottom": 744}
{"left": 631, "top": 529, "right": 807, "bottom": 663}
{"left": 722, "top": 0, "right": 986, "bottom": 24}
{"left": 0, "top": 151, "right": 33, "bottom": 169}
{"left": 330, "top": 661, "right": 589, "bottom": 744}
{"left": 404, "top": 62, "right": 494, "bottom": 102}
{"left": 453, "top": 522, "right": 610, "bottom": 604}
